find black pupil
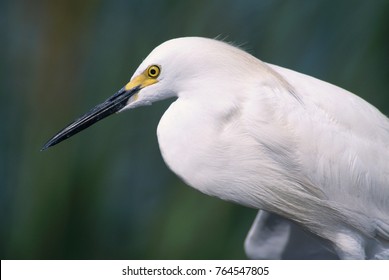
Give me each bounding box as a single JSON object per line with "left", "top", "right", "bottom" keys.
{"left": 150, "top": 68, "right": 156, "bottom": 75}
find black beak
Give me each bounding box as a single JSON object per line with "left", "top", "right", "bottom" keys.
{"left": 41, "top": 86, "right": 141, "bottom": 151}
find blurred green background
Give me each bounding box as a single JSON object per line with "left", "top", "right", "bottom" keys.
{"left": 1, "top": 0, "right": 388, "bottom": 259}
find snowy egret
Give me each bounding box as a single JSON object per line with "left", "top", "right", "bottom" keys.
{"left": 42, "top": 37, "right": 389, "bottom": 259}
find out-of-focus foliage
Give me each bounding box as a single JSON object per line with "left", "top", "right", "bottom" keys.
{"left": 1, "top": 0, "right": 388, "bottom": 259}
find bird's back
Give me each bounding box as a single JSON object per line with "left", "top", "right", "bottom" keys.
{"left": 261, "top": 63, "right": 389, "bottom": 257}
{"left": 268, "top": 64, "right": 389, "bottom": 215}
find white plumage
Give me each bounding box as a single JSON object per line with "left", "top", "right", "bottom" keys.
{"left": 43, "top": 37, "right": 389, "bottom": 259}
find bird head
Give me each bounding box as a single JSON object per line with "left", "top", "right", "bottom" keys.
{"left": 42, "top": 37, "right": 259, "bottom": 150}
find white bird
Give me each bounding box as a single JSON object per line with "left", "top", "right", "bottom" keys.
{"left": 42, "top": 37, "right": 389, "bottom": 259}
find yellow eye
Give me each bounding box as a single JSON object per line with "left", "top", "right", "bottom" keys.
{"left": 147, "top": 65, "right": 161, "bottom": 78}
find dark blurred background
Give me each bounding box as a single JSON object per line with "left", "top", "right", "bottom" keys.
{"left": 1, "top": 0, "right": 388, "bottom": 259}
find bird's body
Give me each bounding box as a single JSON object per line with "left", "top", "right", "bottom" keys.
{"left": 43, "top": 37, "right": 389, "bottom": 259}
